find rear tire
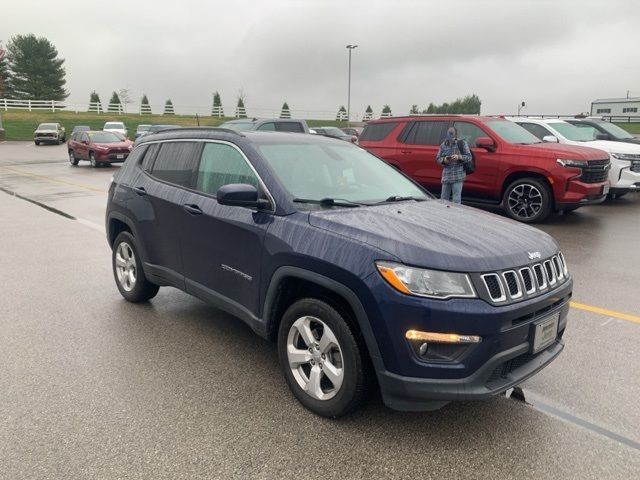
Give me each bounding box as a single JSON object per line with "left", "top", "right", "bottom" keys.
{"left": 277, "top": 298, "right": 367, "bottom": 418}
{"left": 112, "top": 231, "right": 159, "bottom": 303}
{"left": 503, "top": 178, "right": 552, "bottom": 223}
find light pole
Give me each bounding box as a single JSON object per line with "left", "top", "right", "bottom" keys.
{"left": 346, "top": 44, "right": 358, "bottom": 127}
{"left": 517, "top": 101, "right": 526, "bottom": 116}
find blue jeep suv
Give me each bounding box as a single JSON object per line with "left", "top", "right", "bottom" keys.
{"left": 106, "top": 128, "right": 571, "bottom": 417}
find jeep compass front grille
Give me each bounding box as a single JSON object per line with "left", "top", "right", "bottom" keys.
{"left": 480, "top": 254, "right": 569, "bottom": 304}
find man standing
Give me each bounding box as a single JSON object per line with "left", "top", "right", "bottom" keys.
{"left": 436, "top": 127, "right": 472, "bottom": 204}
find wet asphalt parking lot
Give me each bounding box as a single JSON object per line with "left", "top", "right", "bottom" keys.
{"left": 1, "top": 141, "right": 639, "bottom": 479}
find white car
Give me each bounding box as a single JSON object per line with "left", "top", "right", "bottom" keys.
{"left": 103, "top": 121, "right": 128, "bottom": 139}
{"left": 510, "top": 118, "right": 640, "bottom": 198}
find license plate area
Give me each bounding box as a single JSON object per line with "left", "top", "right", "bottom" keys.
{"left": 531, "top": 312, "right": 559, "bottom": 354}
{"left": 602, "top": 184, "right": 610, "bottom": 195}
{"left": 116, "top": 154, "right": 124, "bottom": 159}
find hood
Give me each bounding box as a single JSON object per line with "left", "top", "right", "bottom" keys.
{"left": 92, "top": 140, "right": 132, "bottom": 148}
{"left": 580, "top": 139, "right": 640, "bottom": 155}
{"left": 525, "top": 142, "right": 609, "bottom": 160}
{"left": 308, "top": 201, "right": 558, "bottom": 273}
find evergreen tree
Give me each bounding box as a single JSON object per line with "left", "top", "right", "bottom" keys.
{"left": 4, "top": 34, "right": 68, "bottom": 100}
{"left": 164, "top": 99, "right": 175, "bottom": 115}
{"left": 212, "top": 91, "right": 223, "bottom": 117}
{"left": 280, "top": 101, "right": 291, "bottom": 119}
{"left": 336, "top": 105, "right": 347, "bottom": 121}
{"left": 140, "top": 94, "right": 151, "bottom": 114}
{"left": 88, "top": 91, "right": 102, "bottom": 113}
{"left": 0, "top": 52, "right": 9, "bottom": 98}
{"left": 363, "top": 105, "right": 373, "bottom": 120}
{"left": 422, "top": 95, "right": 481, "bottom": 115}
{"left": 108, "top": 91, "right": 121, "bottom": 113}
{"left": 409, "top": 104, "right": 420, "bottom": 115}
{"left": 236, "top": 96, "right": 247, "bottom": 118}
{"left": 381, "top": 104, "right": 392, "bottom": 117}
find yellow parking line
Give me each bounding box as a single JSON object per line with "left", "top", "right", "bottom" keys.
{"left": 0, "top": 165, "right": 107, "bottom": 193}
{"left": 570, "top": 301, "right": 640, "bottom": 324}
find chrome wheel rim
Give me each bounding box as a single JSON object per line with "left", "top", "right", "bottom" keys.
{"left": 507, "top": 184, "right": 543, "bottom": 219}
{"left": 287, "top": 316, "right": 344, "bottom": 401}
{"left": 69, "top": 152, "right": 75, "bottom": 164}
{"left": 115, "top": 242, "right": 137, "bottom": 292}
{"left": 90, "top": 154, "right": 96, "bottom": 167}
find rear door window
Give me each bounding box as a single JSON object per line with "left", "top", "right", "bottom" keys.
{"left": 276, "top": 122, "right": 304, "bottom": 133}
{"left": 149, "top": 141, "right": 200, "bottom": 188}
{"left": 194, "top": 142, "right": 259, "bottom": 196}
{"left": 141, "top": 143, "right": 160, "bottom": 172}
{"left": 402, "top": 121, "right": 448, "bottom": 145}
{"left": 518, "top": 122, "right": 552, "bottom": 140}
{"left": 359, "top": 122, "right": 397, "bottom": 141}
{"left": 453, "top": 121, "right": 488, "bottom": 147}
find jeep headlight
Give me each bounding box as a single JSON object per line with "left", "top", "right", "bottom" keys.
{"left": 376, "top": 261, "right": 476, "bottom": 299}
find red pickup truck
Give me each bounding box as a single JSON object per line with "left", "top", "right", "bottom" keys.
{"left": 358, "top": 115, "right": 611, "bottom": 222}
{"left": 67, "top": 130, "right": 133, "bottom": 168}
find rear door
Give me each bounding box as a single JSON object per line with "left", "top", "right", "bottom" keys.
{"left": 452, "top": 121, "right": 503, "bottom": 199}
{"left": 77, "top": 132, "right": 90, "bottom": 159}
{"left": 132, "top": 141, "right": 201, "bottom": 286}
{"left": 179, "top": 141, "right": 271, "bottom": 317}
{"left": 395, "top": 120, "right": 449, "bottom": 190}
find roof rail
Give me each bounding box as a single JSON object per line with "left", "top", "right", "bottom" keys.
{"left": 145, "top": 126, "right": 244, "bottom": 137}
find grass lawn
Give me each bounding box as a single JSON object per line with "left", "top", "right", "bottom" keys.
{"left": 0, "top": 110, "right": 348, "bottom": 141}
{"left": 614, "top": 123, "right": 640, "bottom": 135}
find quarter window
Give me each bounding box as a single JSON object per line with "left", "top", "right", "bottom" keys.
{"left": 359, "top": 122, "right": 397, "bottom": 141}
{"left": 452, "top": 122, "right": 487, "bottom": 147}
{"left": 141, "top": 143, "right": 160, "bottom": 172}
{"left": 149, "top": 142, "right": 200, "bottom": 188}
{"left": 195, "top": 143, "right": 259, "bottom": 196}
{"left": 403, "top": 121, "right": 448, "bottom": 145}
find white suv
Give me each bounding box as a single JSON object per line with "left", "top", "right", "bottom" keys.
{"left": 510, "top": 118, "right": 640, "bottom": 198}
{"left": 103, "top": 121, "right": 128, "bottom": 139}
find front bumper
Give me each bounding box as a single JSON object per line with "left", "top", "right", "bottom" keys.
{"left": 363, "top": 272, "right": 571, "bottom": 411}
{"left": 34, "top": 134, "right": 59, "bottom": 142}
{"left": 556, "top": 177, "right": 608, "bottom": 209}
{"left": 94, "top": 151, "right": 130, "bottom": 163}
{"left": 609, "top": 158, "right": 640, "bottom": 191}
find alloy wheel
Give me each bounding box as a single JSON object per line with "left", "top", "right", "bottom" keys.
{"left": 286, "top": 316, "right": 344, "bottom": 401}
{"left": 115, "top": 242, "right": 137, "bottom": 292}
{"left": 507, "top": 183, "right": 543, "bottom": 220}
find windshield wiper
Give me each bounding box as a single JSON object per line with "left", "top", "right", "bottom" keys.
{"left": 371, "top": 195, "right": 426, "bottom": 205}
{"left": 293, "top": 197, "right": 362, "bottom": 208}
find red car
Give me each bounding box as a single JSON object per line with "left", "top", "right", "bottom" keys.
{"left": 67, "top": 130, "right": 133, "bottom": 168}
{"left": 359, "top": 115, "right": 611, "bottom": 222}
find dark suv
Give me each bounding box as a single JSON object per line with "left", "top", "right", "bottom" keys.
{"left": 106, "top": 128, "right": 571, "bottom": 417}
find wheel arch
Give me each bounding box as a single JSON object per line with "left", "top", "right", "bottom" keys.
{"left": 262, "top": 266, "right": 384, "bottom": 371}
{"left": 501, "top": 170, "right": 555, "bottom": 203}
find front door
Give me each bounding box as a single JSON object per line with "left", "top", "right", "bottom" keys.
{"left": 180, "top": 141, "right": 271, "bottom": 317}
{"left": 452, "top": 121, "right": 503, "bottom": 200}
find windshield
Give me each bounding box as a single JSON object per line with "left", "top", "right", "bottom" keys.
{"left": 38, "top": 123, "right": 57, "bottom": 130}
{"left": 219, "top": 121, "right": 256, "bottom": 131}
{"left": 485, "top": 120, "right": 541, "bottom": 144}
{"left": 598, "top": 122, "right": 634, "bottom": 139}
{"left": 255, "top": 140, "right": 428, "bottom": 205}
{"left": 550, "top": 122, "right": 595, "bottom": 142}
{"left": 137, "top": 125, "right": 151, "bottom": 132}
{"left": 89, "top": 132, "right": 122, "bottom": 143}
{"left": 104, "top": 123, "right": 124, "bottom": 129}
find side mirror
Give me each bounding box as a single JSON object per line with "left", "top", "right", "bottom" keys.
{"left": 216, "top": 183, "right": 268, "bottom": 209}
{"left": 476, "top": 136, "right": 496, "bottom": 151}
{"left": 542, "top": 135, "right": 559, "bottom": 143}
{"left": 595, "top": 133, "right": 611, "bottom": 141}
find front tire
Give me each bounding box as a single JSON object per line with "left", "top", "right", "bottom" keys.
{"left": 34, "top": 140, "right": 40, "bottom": 146}
{"left": 68, "top": 150, "right": 79, "bottom": 166}
{"left": 277, "top": 298, "right": 367, "bottom": 417}
{"left": 112, "top": 231, "right": 159, "bottom": 302}
{"left": 89, "top": 152, "right": 98, "bottom": 168}
{"left": 503, "top": 178, "right": 552, "bottom": 223}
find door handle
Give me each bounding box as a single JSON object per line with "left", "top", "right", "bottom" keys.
{"left": 183, "top": 204, "right": 203, "bottom": 215}
{"left": 400, "top": 150, "right": 413, "bottom": 154}
{"left": 133, "top": 186, "right": 146, "bottom": 196}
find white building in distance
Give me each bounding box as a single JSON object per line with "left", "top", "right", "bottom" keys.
{"left": 591, "top": 97, "right": 640, "bottom": 116}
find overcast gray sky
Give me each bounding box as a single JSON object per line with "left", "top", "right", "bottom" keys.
{"left": 2, "top": 0, "right": 639, "bottom": 117}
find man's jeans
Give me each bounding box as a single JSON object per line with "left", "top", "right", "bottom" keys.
{"left": 441, "top": 181, "right": 463, "bottom": 204}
